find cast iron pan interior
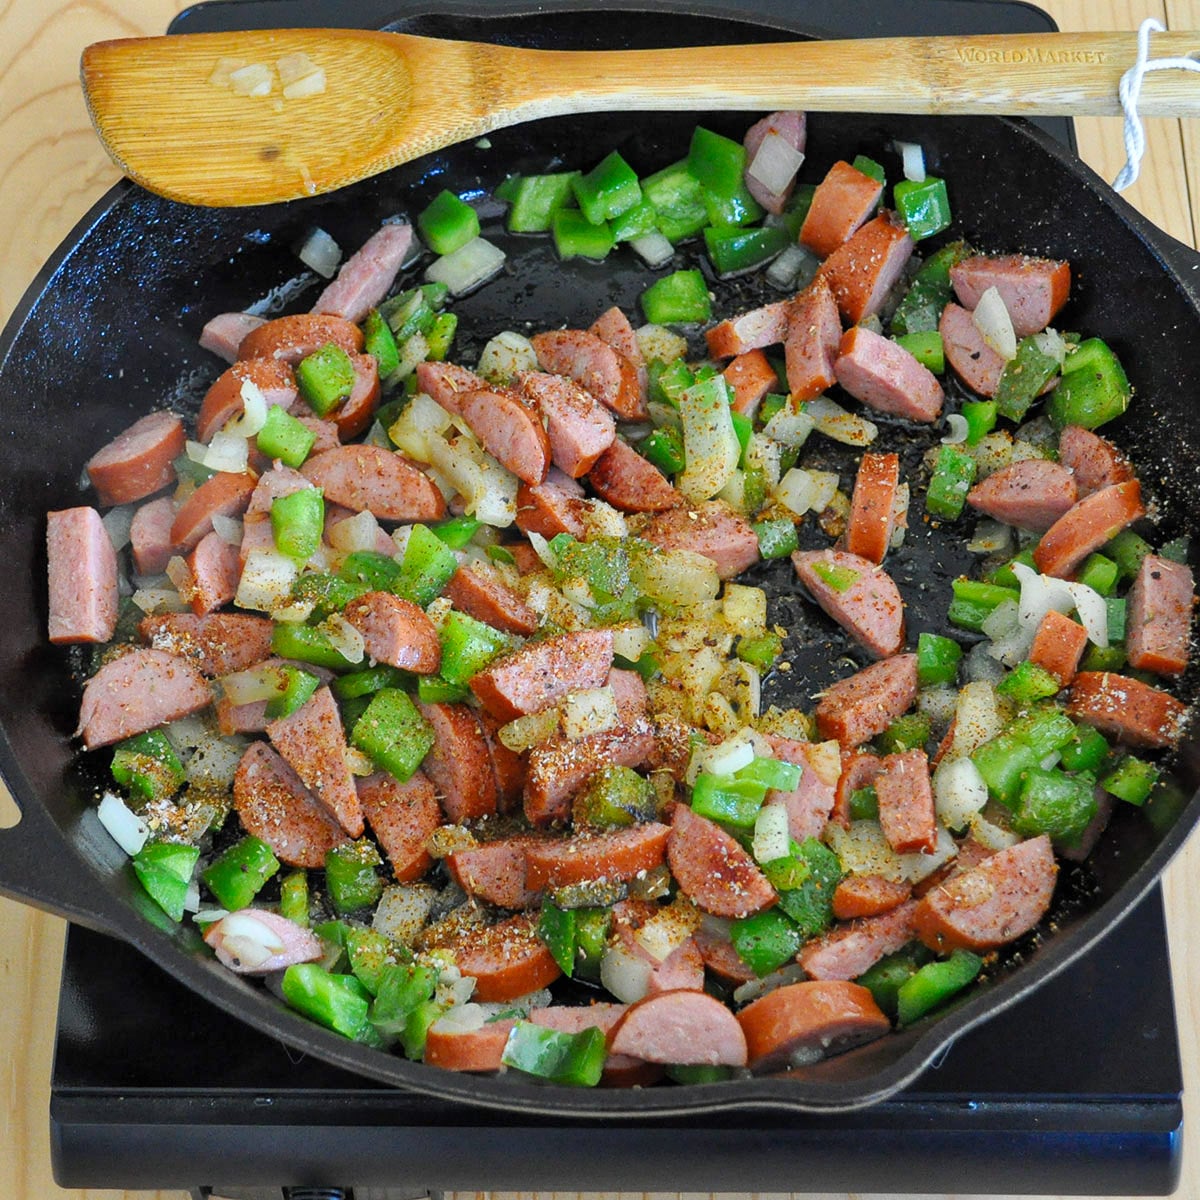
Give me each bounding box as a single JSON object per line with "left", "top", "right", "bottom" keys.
{"left": 0, "top": 2, "right": 1199, "bottom": 1115}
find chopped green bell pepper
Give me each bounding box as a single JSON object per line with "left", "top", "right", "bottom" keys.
{"left": 202, "top": 835, "right": 280, "bottom": 911}
{"left": 350, "top": 687, "right": 435, "bottom": 782}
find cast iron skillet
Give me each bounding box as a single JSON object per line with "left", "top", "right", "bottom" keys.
{"left": 1, "top": 1, "right": 1199, "bottom": 1116}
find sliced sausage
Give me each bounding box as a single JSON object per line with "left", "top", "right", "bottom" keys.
{"left": 1058, "top": 424, "right": 1135, "bottom": 498}
{"left": 875, "top": 748, "right": 937, "bottom": 854}
{"left": 817, "top": 212, "right": 914, "bottom": 325}
{"left": 77, "top": 648, "right": 211, "bottom": 750}
{"left": 1067, "top": 671, "right": 1188, "bottom": 749}
{"left": 524, "top": 822, "right": 672, "bottom": 890}
{"left": 1032, "top": 480, "right": 1145, "bottom": 579}
{"left": 524, "top": 723, "right": 657, "bottom": 827}
{"left": 966, "top": 458, "right": 1078, "bottom": 533}
{"left": 737, "top": 980, "right": 891, "bottom": 1071}
{"left": 799, "top": 161, "right": 883, "bottom": 258}
{"left": 247, "top": 463, "right": 313, "bottom": 515}
{"left": 478, "top": 708, "right": 527, "bottom": 812}
{"left": 607, "top": 667, "right": 648, "bottom": 724}
{"left": 170, "top": 471, "right": 257, "bottom": 553}
{"left": 831, "top": 750, "right": 883, "bottom": 828}
{"left": 798, "top": 899, "right": 918, "bottom": 981}
{"left": 300, "top": 444, "right": 445, "bottom": 522}
{"left": 844, "top": 452, "right": 900, "bottom": 565}
{"left": 834, "top": 326, "right": 943, "bottom": 423}
{"left": 296, "top": 415, "right": 341, "bottom": 456}
{"left": 237, "top": 313, "right": 364, "bottom": 364}
{"left": 667, "top": 803, "right": 776, "bottom": 919}
{"left": 233, "top": 741, "right": 344, "bottom": 868}
{"left": 326, "top": 352, "right": 381, "bottom": 441}
{"left": 200, "top": 311, "right": 266, "bottom": 363}
{"left": 705, "top": 300, "right": 790, "bottom": 360}
{"left": 589, "top": 305, "right": 648, "bottom": 405}
{"left": 1028, "top": 609, "right": 1089, "bottom": 686}
{"left": 792, "top": 548, "right": 905, "bottom": 658}
{"left": 723, "top": 348, "right": 779, "bottom": 419}
{"left": 203, "top": 908, "right": 324, "bottom": 976}
{"left": 435, "top": 912, "right": 562, "bottom": 1002}
{"left": 86, "top": 411, "right": 185, "bottom": 507}
{"left": 445, "top": 563, "right": 539, "bottom": 635}
{"left": 47, "top": 507, "right": 118, "bottom": 645}
{"left": 950, "top": 254, "right": 1070, "bottom": 337}
{"left": 694, "top": 921, "right": 757, "bottom": 985}
{"left": 518, "top": 370, "right": 616, "bottom": 478}
{"left": 418, "top": 701, "right": 499, "bottom": 822}
{"left": 609, "top": 901, "right": 706, "bottom": 996}
{"left": 913, "top": 834, "right": 1057, "bottom": 953}
{"left": 311, "top": 221, "right": 413, "bottom": 325}
{"left": 422, "top": 1017, "right": 518, "bottom": 1073}
{"left": 356, "top": 770, "right": 443, "bottom": 882}
{"left": 743, "top": 110, "right": 806, "bottom": 213}
{"left": 266, "top": 685, "right": 362, "bottom": 837}
{"left": 186, "top": 530, "right": 241, "bottom": 615}
{"left": 588, "top": 437, "right": 683, "bottom": 513}
{"left": 640, "top": 500, "right": 760, "bottom": 580}
{"left": 447, "top": 835, "right": 543, "bottom": 909}
{"left": 832, "top": 874, "right": 913, "bottom": 920}
{"left": 414, "top": 360, "right": 488, "bottom": 415}
{"left": 469, "top": 628, "right": 614, "bottom": 722}
{"left": 197, "top": 358, "right": 298, "bottom": 443}
{"left": 763, "top": 735, "right": 840, "bottom": 843}
{"left": 450, "top": 385, "right": 551, "bottom": 486}
{"left": 342, "top": 591, "right": 441, "bottom": 673}
{"left": 610, "top": 990, "right": 748, "bottom": 1067}
{"left": 529, "top": 1003, "right": 661, "bottom": 1087}
{"left": 140, "top": 611, "right": 274, "bottom": 676}
{"left": 1126, "top": 554, "right": 1194, "bottom": 676}
{"left": 531, "top": 329, "right": 646, "bottom": 421}
{"left": 939, "top": 302, "right": 1006, "bottom": 397}
{"left": 514, "top": 471, "right": 588, "bottom": 540}
{"left": 129, "top": 496, "right": 177, "bottom": 577}
{"left": 815, "top": 654, "right": 919, "bottom": 749}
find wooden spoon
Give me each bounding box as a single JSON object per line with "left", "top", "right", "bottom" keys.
{"left": 81, "top": 28, "right": 1200, "bottom": 207}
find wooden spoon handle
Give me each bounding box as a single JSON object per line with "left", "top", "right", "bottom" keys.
{"left": 495, "top": 31, "right": 1200, "bottom": 119}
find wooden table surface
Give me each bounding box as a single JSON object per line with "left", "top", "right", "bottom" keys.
{"left": 3, "top": 1, "right": 1200, "bottom": 1197}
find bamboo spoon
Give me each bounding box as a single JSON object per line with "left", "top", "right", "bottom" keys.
{"left": 81, "top": 28, "right": 1200, "bottom": 207}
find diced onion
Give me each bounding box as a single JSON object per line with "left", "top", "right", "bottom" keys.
{"left": 224, "top": 379, "right": 268, "bottom": 438}
{"left": 636, "top": 323, "right": 687, "bottom": 364}
{"left": 966, "top": 641, "right": 1007, "bottom": 683}
{"left": 630, "top": 548, "right": 720, "bottom": 609}
{"left": 101, "top": 505, "right": 136, "bottom": 552}
{"left": 805, "top": 396, "right": 878, "bottom": 445}
{"left": 387, "top": 391, "right": 454, "bottom": 462}
{"left": 678, "top": 377, "right": 740, "bottom": 502}
{"left": 283, "top": 68, "right": 326, "bottom": 99}
{"left": 752, "top": 802, "right": 790, "bottom": 865}
{"left": 722, "top": 583, "right": 768, "bottom": 635}
{"left": 934, "top": 756, "right": 990, "bottom": 831}
{"left": 981, "top": 597, "right": 1020, "bottom": 641}
{"left": 689, "top": 728, "right": 758, "bottom": 782}
{"left": 898, "top": 825, "right": 957, "bottom": 883}
{"left": 1064, "top": 581, "right": 1109, "bottom": 647}
{"left": 969, "top": 811, "right": 1022, "bottom": 851}
{"left": 763, "top": 407, "right": 815, "bottom": 449}
{"left": 236, "top": 549, "right": 299, "bottom": 612}
{"left": 610, "top": 622, "right": 651, "bottom": 662}
{"left": 941, "top": 413, "right": 969, "bottom": 444}
{"left": 578, "top": 498, "right": 628, "bottom": 541}
{"left": 328, "top": 509, "right": 382, "bottom": 554}
{"left": 97, "top": 792, "right": 150, "bottom": 856}
{"left": 211, "top": 514, "right": 242, "bottom": 546}
{"left": 1032, "top": 327, "right": 1069, "bottom": 367}
{"left": 599, "top": 943, "right": 653, "bottom": 1004}
{"left": 476, "top": 330, "right": 538, "bottom": 385}
{"left": 229, "top": 62, "right": 274, "bottom": 96}
{"left": 219, "top": 662, "right": 287, "bottom": 706}
{"left": 628, "top": 231, "right": 675, "bottom": 269}
{"left": 432, "top": 1003, "right": 486, "bottom": 1035}
{"left": 187, "top": 432, "right": 249, "bottom": 474}
{"left": 185, "top": 729, "right": 246, "bottom": 789}
{"left": 561, "top": 687, "right": 618, "bottom": 740}
{"left": 748, "top": 130, "right": 806, "bottom": 195}
{"left": 895, "top": 139, "right": 927, "bottom": 182}
{"left": 217, "top": 910, "right": 288, "bottom": 954}
{"left": 918, "top": 684, "right": 959, "bottom": 728}
{"left": 764, "top": 241, "right": 819, "bottom": 292}
{"left": 947, "top": 681, "right": 1003, "bottom": 759}
{"left": 972, "top": 286, "right": 1018, "bottom": 361}
{"left": 498, "top": 708, "right": 561, "bottom": 753}
{"left": 632, "top": 899, "right": 701, "bottom": 963}
{"left": 824, "top": 820, "right": 904, "bottom": 884}
{"left": 322, "top": 614, "right": 365, "bottom": 663}
{"left": 373, "top": 883, "right": 435, "bottom": 946}
{"left": 131, "top": 587, "right": 189, "bottom": 614}
{"left": 774, "top": 467, "right": 818, "bottom": 517}
{"left": 276, "top": 52, "right": 322, "bottom": 89}
{"left": 966, "top": 518, "right": 1013, "bottom": 556}
{"left": 208, "top": 57, "right": 246, "bottom": 87}
{"left": 424, "top": 236, "right": 506, "bottom": 296}
{"left": 297, "top": 226, "right": 341, "bottom": 278}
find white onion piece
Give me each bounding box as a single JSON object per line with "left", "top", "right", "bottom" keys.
{"left": 297, "top": 226, "right": 342, "bottom": 277}
{"left": 898, "top": 826, "right": 957, "bottom": 883}
{"left": 1032, "top": 327, "right": 1069, "bottom": 367}
{"left": 748, "top": 130, "right": 806, "bottom": 194}
{"left": 941, "top": 413, "right": 969, "bottom": 444}
{"left": 561, "top": 687, "right": 618, "bottom": 740}
{"left": 328, "top": 509, "right": 381, "bottom": 554}
{"left": 765, "top": 242, "right": 819, "bottom": 292}
{"left": 424, "top": 236, "right": 506, "bottom": 297}
{"left": 1012, "top": 561, "right": 1076, "bottom": 635}
{"left": 752, "top": 802, "right": 790, "bottom": 864}
{"left": 372, "top": 883, "right": 435, "bottom": 945}
{"left": 192, "top": 908, "right": 229, "bottom": 926}
{"left": 636, "top": 322, "right": 688, "bottom": 364}
{"left": 219, "top": 662, "right": 287, "bottom": 706}
{"left": 322, "top": 614, "right": 365, "bottom": 663}
{"left": 949, "top": 681, "right": 1004, "bottom": 758}
{"left": 498, "top": 709, "right": 561, "bottom": 753}
{"left": 610, "top": 622, "right": 651, "bottom": 663}
{"left": 1064, "top": 581, "right": 1109, "bottom": 647}
{"left": 967, "top": 519, "right": 1013, "bottom": 556}
{"left": 805, "top": 396, "right": 879, "bottom": 445}
{"left": 476, "top": 330, "right": 538, "bottom": 385}
{"left": 934, "top": 757, "right": 990, "bottom": 831}
{"left": 526, "top": 530, "right": 557, "bottom": 569}
{"left": 97, "top": 792, "right": 150, "bottom": 856}
{"left": 186, "top": 431, "right": 250, "bottom": 473}
{"left": 217, "top": 912, "right": 288, "bottom": 955}
{"left": 774, "top": 467, "right": 818, "bottom": 517}
{"left": 918, "top": 684, "right": 959, "bottom": 728}
{"left": 763, "top": 407, "right": 815, "bottom": 449}
{"left": 211, "top": 514, "right": 243, "bottom": 545}
{"left": 896, "top": 140, "right": 927, "bottom": 182}
{"left": 678, "top": 376, "right": 740, "bottom": 502}
{"left": 224, "top": 379, "right": 268, "bottom": 437}
{"left": 981, "top": 597, "right": 1020, "bottom": 641}
{"left": 968, "top": 640, "right": 1009, "bottom": 681}
{"left": 599, "top": 943, "right": 653, "bottom": 1004}
{"left": 972, "top": 286, "right": 1018, "bottom": 361}
{"left": 688, "top": 728, "right": 758, "bottom": 782}
{"left": 229, "top": 62, "right": 273, "bottom": 96}
{"left": 633, "top": 900, "right": 700, "bottom": 963}
{"left": 969, "top": 812, "right": 1022, "bottom": 851}
{"left": 824, "top": 821, "right": 904, "bottom": 884}
{"left": 185, "top": 730, "right": 246, "bottom": 788}
{"left": 101, "top": 505, "right": 136, "bottom": 552}
{"left": 236, "top": 549, "right": 299, "bottom": 612}
{"left": 629, "top": 231, "right": 675, "bottom": 269}
{"left": 283, "top": 69, "right": 326, "bottom": 100}
{"left": 431, "top": 1003, "right": 486, "bottom": 1035}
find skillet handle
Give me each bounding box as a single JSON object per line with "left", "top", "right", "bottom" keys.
{"left": 0, "top": 774, "right": 133, "bottom": 938}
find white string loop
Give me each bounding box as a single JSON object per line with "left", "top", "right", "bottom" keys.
{"left": 1114, "top": 18, "right": 1200, "bottom": 192}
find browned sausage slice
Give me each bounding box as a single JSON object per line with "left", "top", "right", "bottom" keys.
{"left": 834, "top": 326, "right": 943, "bottom": 423}
{"left": 342, "top": 591, "right": 441, "bottom": 673}
{"left": 423, "top": 1018, "right": 517, "bottom": 1073}
{"left": 47, "top": 507, "right": 118, "bottom": 645}
{"left": 86, "top": 411, "right": 185, "bottom": 506}
{"left": 705, "top": 300, "right": 790, "bottom": 360}
{"left": 1066, "top": 671, "right": 1188, "bottom": 749}
{"left": 832, "top": 874, "right": 913, "bottom": 920}
{"left": 140, "top": 612, "right": 274, "bottom": 676}
{"left": 723, "top": 348, "right": 779, "bottom": 418}
{"left": 77, "top": 648, "right": 211, "bottom": 749}
{"left": 939, "top": 302, "right": 1006, "bottom": 397}
{"left": 1032, "top": 480, "right": 1144, "bottom": 579}
{"left": 694, "top": 922, "right": 757, "bottom": 985}
{"left": 414, "top": 360, "right": 489, "bottom": 416}
{"left": 518, "top": 370, "right": 616, "bottom": 479}
{"left": 844, "top": 451, "right": 900, "bottom": 565}
{"left": 531, "top": 329, "right": 646, "bottom": 420}
{"left": 950, "top": 254, "right": 1070, "bottom": 337}
{"left": 609, "top": 990, "right": 748, "bottom": 1067}
{"left": 356, "top": 769, "right": 443, "bottom": 882}
{"left": 831, "top": 751, "right": 883, "bottom": 828}
{"left": 913, "top": 834, "right": 1057, "bottom": 953}
{"left": 783, "top": 275, "right": 842, "bottom": 403}
{"left": 640, "top": 500, "right": 760, "bottom": 580}
{"left": 328, "top": 352, "right": 381, "bottom": 441}
{"left": 428, "top": 912, "right": 561, "bottom": 1002}
{"left": 200, "top": 311, "right": 265, "bottom": 363}
{"left": 588, "top": 305, "right": 648, "bottom": 406}
{"left": 815, "top": 654, "right": 919, "bottom": 749}
{"left": 875, "top": 748, "right": 937, "bottom": 854}
{"left": 469, "top": 628, "right": 614, "bottom": 722}
{"left": 587, "top": 437, "right": 683, "bottom": 513}
{"left": 514, "top": 471, "right": 588, "bottom": 540}
{"left": 311, "top": 221, "right": 413, "bottom": 325}
{"left": 170, "top": 471, "right": 257, "bottom": 553}
{"left": 129, "top": 496, "right": 177, "bottom": 577}
{"left": 185, "top": 530, "right": 240, "bottom": 615}
{"left": 446, "top": 835, "right": 543, "bottom": 909}
{"left": 792, "top": 548, "right": 905, "bottom": 658}
{"left": 418, "top": 701, "right": 499, "bottom": 822}
{"left": 266, "top": 685, "right": 362, "bottom": 837}
{"left": 798, "top": 899, "right": 918, "bottom": 981}
{"left": 1125, "top": 554, "right": 1194, "bottom": 676}
{"left": 1057, "top": 424, "right": 1135, "bottom": 497}
{"left": 238, "top": 313, "right": 364, "bottom": 364}
{"left": 667, "top": 803, "right": 776, "bottom": 919}
{"left": 524, "top": 822, "right": 672, "bottom": 890}
{"left": 444, "top": 564, "right": 539, "bottom": 636}
{"left": 817, "top": 213, "right": 914, "bottom": 325}
{"left": 197, "top": 358, "right": 298, "bottom": 443}
{"left": 799, "top": 160, "right": 883, "bottom": 258}
{"left": 966, "top": 458, "right": 1078, "bottom": 532}
{"left": 737, "top": 980, "right": 891, "bottom": 1071}
{"left": 233, "top": 741, "right": 344, "bottom": 869}
{"left": 300, "top": 444, "right": 445, "bottom": 522}
{"left": 1028, "top": 609, "right": 1089, "bottom": 686}
{"left": 454, "top": 385, "right": 551, "bottom": 485}
{"left": 478, "top": 708, "right": 527, "bottom": 812}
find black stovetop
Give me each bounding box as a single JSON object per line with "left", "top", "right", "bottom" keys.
{"left": 47, "top": 0, "right": 1182, "bottom": 1195}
